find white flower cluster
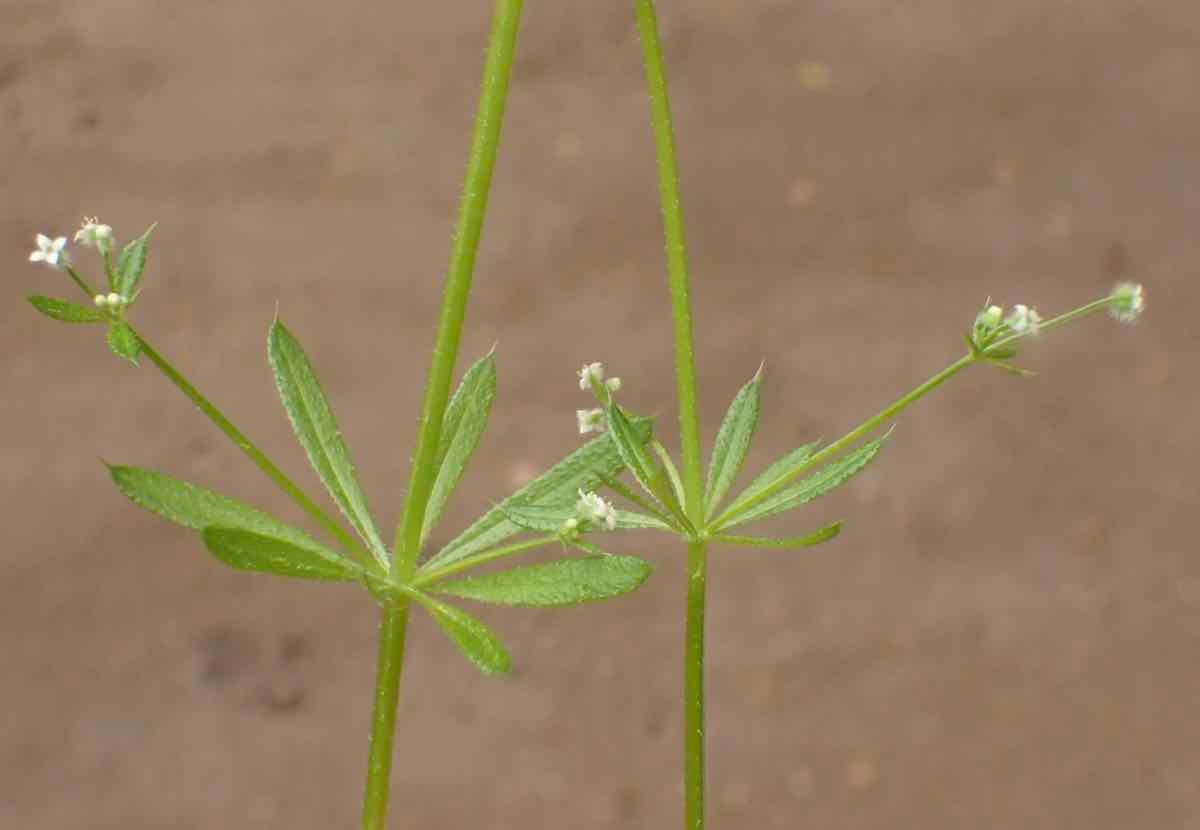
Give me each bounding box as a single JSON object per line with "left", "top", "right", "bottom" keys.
{"left": 973, "top": 300, "right": 1042, "bottom": 341}
{"left": 75, "top": 218, "right": 113, "bottom": 255}
{"left": 1109, "top": 282, "right": 1145, "bottom": 324}
{"left": 577, "top": 361, "right": 621, "bottom": 394}
{"left": 575, "top": 489, "right": 618, "bottom": 531}
{"left": 575, "top": 361, "right": 622, "bottom": 435}
{"left": 577, "top": 408, "right": 606, "bottom": 435}
{"left": 1005, "top": 304, "right": 1042, "bottom": 334}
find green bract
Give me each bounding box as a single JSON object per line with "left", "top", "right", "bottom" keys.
{"left": 113, "top": 223, "right": 155, "bottom": 299}
{"left": 106, "top": 320, "right": 142, "bottom": 365}
{"left": 26, "top": 295, "right": 105, "bottom": 324}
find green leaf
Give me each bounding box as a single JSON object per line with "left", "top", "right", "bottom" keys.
{"left": 413, "top": 593, "right": 510, "bottom": 675}
{"left": 433, "top": 555, "right": 652, "bottom": 607}
{"left": 420, "top": 352, "right": 496, "bottom": 548}
{"left": 108, "top": 465, "right": 353, "bottom": 571}
{"left": 106, "top": 321, "right": 142, "bottom": 365}
{"left": 614, "top": 511, "right": 674, "bottom": 531}
{"left": 712, "top": 521, "right": 842, "bottom": 549}
{"left": 720, "top": 436, "right": 887, "bottom": 529}
{"left": 425, "top": 418, "right": 653, "bottom": 569}
{"left": 723, "top": 441, "right": 819, "bottom": 517}
{"left": 267, "top": 319, "right": 386, "bottom": 560}
{"left": 606, "top": 403, "right": 680, "bottom": 516}
{"left": 201, "top": 526, "right": 358, "bottom": 580}
{"left": 114, "top": 223, "right": 156, "bottom": 298}
{"left": 704, "top": 370, "right": 761, "bottom": 517}
{"left": 502, "top": 504, "right": 575, "bottom": 533}
{"left": 504, "top": 503, "right": 672, "bottom": 534}
{"left": 27, "top": 295, "right": 105, "bottom": 324}
{"left": 652, "top": 440, "right": 687, "bottom": 508}
{"left": 110, "top": 465, "right": 326, "bottom": 544}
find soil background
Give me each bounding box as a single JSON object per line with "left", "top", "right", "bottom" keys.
{"left": 3, "top": 1, "right": 1198, "bottom": 828}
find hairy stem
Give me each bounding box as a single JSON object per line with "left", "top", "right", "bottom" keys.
{"left": 363, "top": 1, "right": 525, "bottom": 827}
{"left": 634, "top": 0, "right": 704, "bottom": 516}
{"left": 392, "top": 0, "right": 525, "bottom": 577}
{"left": 65, "top": 266, "right": 98, "bottom": 299}
{"left": 130, "top": 327, "right": 369, "bottom": 563}
{"left": 683, "top": 540, "right": 707, "bottom": 830}
{"left": 633, "top": 1, "right": 707, "bottom": 827}
{"left": 412, "top": 535, "right": 556, "bottom": 587}
{"left": 361, "top": 602, "right": 411, "bottom": 830}
{"left": 716, "top": 354, "right": 976, "bottom": 528}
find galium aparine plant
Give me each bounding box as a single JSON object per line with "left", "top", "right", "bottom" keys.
{"left": 24, "top": 0, "right": 1145, "bottom": 828}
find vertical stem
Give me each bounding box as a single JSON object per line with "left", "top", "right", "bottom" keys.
{"left": 392, "top": 0, "right": 525, "bottom": 577}
{"left": 633, "top": 2, "right": 707, "bottom": 828}
{"left": 363, "top": 2, "right": 524, "bottom": 827}
{"left": 683, "top": 540, "right": 707, "bottom": 830}
{"left": 361, "top": 601, "right": 411, "bottom": 830}
{"left": 633, "top": 0, "right": 703, "bottom": 516}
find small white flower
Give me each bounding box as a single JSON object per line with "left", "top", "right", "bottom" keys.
{"left": 577, "top": 408, "right": 606, "bottom": 435}
{"left": 106, "top": 292, "right": 124, "bottom": 306}
{"left": 29, "top": 234, "right": 69, "bottom": 269}
{"left": 605, "top": 376, "right": 622, "bottom": 393}
{"left": 1110, "top": 282, "right": 1145, "bottom": 324}
{"left": 94, "top": 293, "right": 108, "bottom": 307}
{"left": 577, "top": 361, "right": 605, "bottom": 391}
{"left": 576, "top": 489, "right": 618, "bottom": 531}
{"left": 74, "top": 217, "right": 113, "bottom": 255}
{"left": 1005, "top": 304, "right": 1042, "bottom": 334}
{"left": 976, "top": 304, "right": 1003, "bottom": 330}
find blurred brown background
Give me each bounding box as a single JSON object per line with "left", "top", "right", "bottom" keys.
{"left": 3, "top": 0, "right": 1197, "bottom": 827}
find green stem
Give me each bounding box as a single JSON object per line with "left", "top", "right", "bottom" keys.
{"left": 716, "top": 354, "right": 977, "bottom": 528}
{"left": 683, "top": 540, "right": 707, "bottom": 830}
{"left": 634, "top": 0, "right": 704, "bottom": 520}
{"left": 988, "top": 297, "right": 1114, "bottom": 352}
{"left": 130, "top": 327, "right": 370, "bottom": 564}
{"left": 65, "top": 266, "right": 98, "bottom": 299}
{"left": 392, "top": 0, "right": 525, "bottom": 577}
{"left": 412, "top": 535, "right": 555, "bottom": 587}
{"left": 633, "top": 2, "right": 707, "bottom": 827}
{"left": 362, "top": 2, "right": 525, "bottom": 827}
{"left": 361, "top": 601, "right": 411, "bottom": 830}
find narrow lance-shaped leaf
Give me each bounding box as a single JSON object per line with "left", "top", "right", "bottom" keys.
{"left": 27, "top": 295, "right": 105, "bottom": 324}
{"left": 652, "top": 440, "right": 687, "bottom": 508}
{"left": 108, "top": 465, "right": 354, "bottom": 576}
{"left": 712, "top": 521, "right": 842, "bottom": 550}
{"left": 412, "top": 592, "right": 511, "bottom": 675}
{"left": 704, "top": 369, "right": 761, "bottom": 518}
{"left": 721, "top": 441, "right": 819, "bottom": 519}
{"left": 433, "top": 555, "right": 653, "bottom": 607}
{"left": 107, "top": 321, "right": 142, "bottom": 366}
{"left": 113, "top": 222, "right": 156, "bottom": 298}
{"left": 718, "top": 436, "right": 887, "bottom": 530}
{"left": 268, "top": 319, "right": 387, "bottom": 561}
{"left": 504, "top": 503, "right": 672, "bottom": 534}
{"left": 606, "top": 403, "right": 680, "bottom": 516}
{"left": 420, "top": 352, "right": 496, "bottom": 548}
{"left": 425, "top": 417, "right": 652, "bottom": 569}
{"left": 202, "top": 526, "right": 358, "bottom": 580}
